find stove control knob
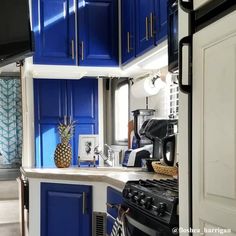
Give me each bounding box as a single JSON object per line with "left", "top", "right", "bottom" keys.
{"left": 134, "top": 195, "right": 140, "bottom": 202}
{"left": 128, "top": 192, "right": 133, "bottom": 199}
{"left": 131, "top": 191, "right": 138, "bottom": 202}
{"left": 134, "top": 192, "right": 145, "bottom": 203}
{"left": 144, "top": 197, "right": 153, "bottom": 210}
{"left": 140, "top": 193, "right": 145, "bottom": 199}
{"left": 123, "top": 188, "right": 130, "bottom": 198}
{"left": 140, "top": 198, "right": 145, "bottom": 206}
{"left": 156, "top": 202, "right": 167, "bottom": 216}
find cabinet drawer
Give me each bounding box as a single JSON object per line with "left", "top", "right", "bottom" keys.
{"left": 107, "top": 187, "right": 123, "bottom": 219}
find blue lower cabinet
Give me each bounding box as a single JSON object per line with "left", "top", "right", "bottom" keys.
{"left": 107, "top": 187, "right": 123, "bottom": 219}
{"left": 106, "top": 187, "right": 123, "bottom": 235}
{"left": 41, "top": 183, "right": 92, "bottom": 236}
{"left": 107, "top": 215, "right": 115, "bottom": 235}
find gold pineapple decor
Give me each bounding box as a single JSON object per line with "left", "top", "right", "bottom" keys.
{"left": 54, "top": 121, "right": 74, "bottom": 168}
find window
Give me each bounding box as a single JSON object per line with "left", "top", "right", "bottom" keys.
{"left": 114, "top": 82, "right": 129, "bottom": 143}
{"left": 104, "top": 78, "right": 129, "bottom": 146}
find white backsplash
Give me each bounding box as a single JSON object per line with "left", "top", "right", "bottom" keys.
{"left": 129, "top": 71, "right": 171, "bottom": 119}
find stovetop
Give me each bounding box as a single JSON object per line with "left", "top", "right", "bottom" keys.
{"left": 122, "top": 179, "right": 179, "bottom": 226}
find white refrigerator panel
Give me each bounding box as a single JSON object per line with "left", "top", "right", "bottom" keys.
{"left": 193, "top": 0, "right": 214, "bottom": 10}
{"left": 178, "top": 3, "right": 190, "bottom": 234}
{"left": 193, "top": 10, "right": 236, "bottom": 234}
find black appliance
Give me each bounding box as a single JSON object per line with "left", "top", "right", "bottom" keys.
{"left": 0, "top": 0, "right": 34, "bottom": 67}
{"left": 168, "top": 0, "right": 178, "bottom": 72}
{"left": 141, "top": 119, "right": 178, "bottom": 166}
{"left": 132, "top": 109, "right": 155, "bottom": 148}
{"left": 122, "top": 179, "right": 179, "bottom": 235}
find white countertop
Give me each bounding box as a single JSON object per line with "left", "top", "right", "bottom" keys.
{"left": 21, "top": 166, "right": 170, "bottom": 189}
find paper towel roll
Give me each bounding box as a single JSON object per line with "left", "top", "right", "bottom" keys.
{"left": 131, "top": 76, "right": 165, "bottom": 98}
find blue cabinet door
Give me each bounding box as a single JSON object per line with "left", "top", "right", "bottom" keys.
{"left": 78, "top": 0, "right": 118, "bottom": 66}
{"left": 155, "top": 0, "right": 167, "bottom": 43}
{"left": 34, "top": 78, "right": 99, "bottom": 167}
{"left": 106, "top": 187, "right": 123, "bottom": 235}
{"left": 34, "top": 79, "right": 67, "bottom": 167}
{"left": 32, "top": 0, "right": 76, "bottom": 65}
{"left": 107, "top": 187, "right": 122, "bottom": 219}
{"left": 135, "top": 0, "right": 155, "bottom": 56}
{"left": 67, "top": 78, "right": 98, "bottom": 165}
{"left": 121, "top": 0, "right": 135, "bottom": 64}
{"left": 41, "top": 183, "right": 92, "bottom": 236}
{"left": 107, "top": 215, "right": 115, "bottom": 235}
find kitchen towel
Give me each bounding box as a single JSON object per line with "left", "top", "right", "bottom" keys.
{"left": 110, "top": 217, "right": 124, "bottom": 236}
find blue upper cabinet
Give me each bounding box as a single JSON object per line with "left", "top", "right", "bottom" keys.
{"left": 121, "top": 0, "right": 135, "bottom": 64}
{"left": 32, "top": 0, "right": 76, "bottom": 65}
{"left": 135, "top": 0, "right": 155, "bottom": 56}
{"left": 78, "top": 0, "right": 118, "bottom": 66}
{"left": 67, "top": 79, "right": 98, "bottom": 164}
{"left": 34, "top": 79, "right": 67, "bottom": 167}
{"left": 34, "top": 78, "right": 98, "bottom": 167}
{"left": 155, "top": 0, "right": 167, "bottom": 43}
{"left": 121, "top": 0, "right": 168, "bottom": 64}
{"left": 41, "top": 183, "right": 92, "bottom": 236}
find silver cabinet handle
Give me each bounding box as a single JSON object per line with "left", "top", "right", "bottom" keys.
{"left": 64, "top": 115, "right": 67, "bottom": 125}
{"left": 150, "top": 13, "right": 155, "bottom": 38}
{"left": 80, "top": 41, "right": 84, "bottom": 61}
{"left": 127, "top": 32, "right": 133, "bottom": 53}
{"left": 106, "top": 202, "right": 120, "bottom": 209}
{"left": 127, "top": 32, "right": 130, "bottom": 53}
{"left": 145, "top": 16, "right": 149, "bottom": 40}
{"left": 83, "top": 192, "right": 86, "bottom": 215}
{"left": 71, "top": 40, "right": 75, "bottom": 60}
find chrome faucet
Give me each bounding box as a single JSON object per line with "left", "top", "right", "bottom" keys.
{"left": 94, "top": 144, "right": 115, "bottom": 167}
{"left": 104, "top": 144, "right": 115, "bottom": 163}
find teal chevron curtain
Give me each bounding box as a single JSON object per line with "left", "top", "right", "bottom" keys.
{"left": 0, "top": 78, "right": 22, "bottom": 168}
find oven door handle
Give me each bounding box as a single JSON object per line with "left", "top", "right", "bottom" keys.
{"left": 124, "top": 215, "right": 160, "bottom": 236}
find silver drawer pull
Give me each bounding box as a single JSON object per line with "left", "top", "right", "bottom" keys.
{"left": 106, "top": 203, "right": 120, "bottom": 209}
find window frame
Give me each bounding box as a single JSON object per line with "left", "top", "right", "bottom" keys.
{"left": 111, "top": 78, "right": 130, "bottom": 146}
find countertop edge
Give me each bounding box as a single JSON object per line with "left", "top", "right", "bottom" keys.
{"left": 20, "top": 167, "right": 169, "bottom": 189}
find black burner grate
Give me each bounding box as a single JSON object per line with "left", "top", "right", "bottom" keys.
{"left": 138, "top": 179, "right": 178, "bottom": 194}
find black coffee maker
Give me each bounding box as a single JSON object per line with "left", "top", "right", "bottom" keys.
{"left": 140, "top": 119, "right": 178, "bottom": 166}
{"left": 132, "top": 109, "right": 155, "bottom": 147}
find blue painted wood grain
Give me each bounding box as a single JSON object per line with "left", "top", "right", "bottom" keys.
{"left": 41, "top": 183, "right": 92, "bottom": 236}
{"left": 34, "top": 78, "right": 98, "bottom": 167}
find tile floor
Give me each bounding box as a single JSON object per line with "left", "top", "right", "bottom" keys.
{"left": 0, "top": 181, "right": 20, "bottom": 236}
